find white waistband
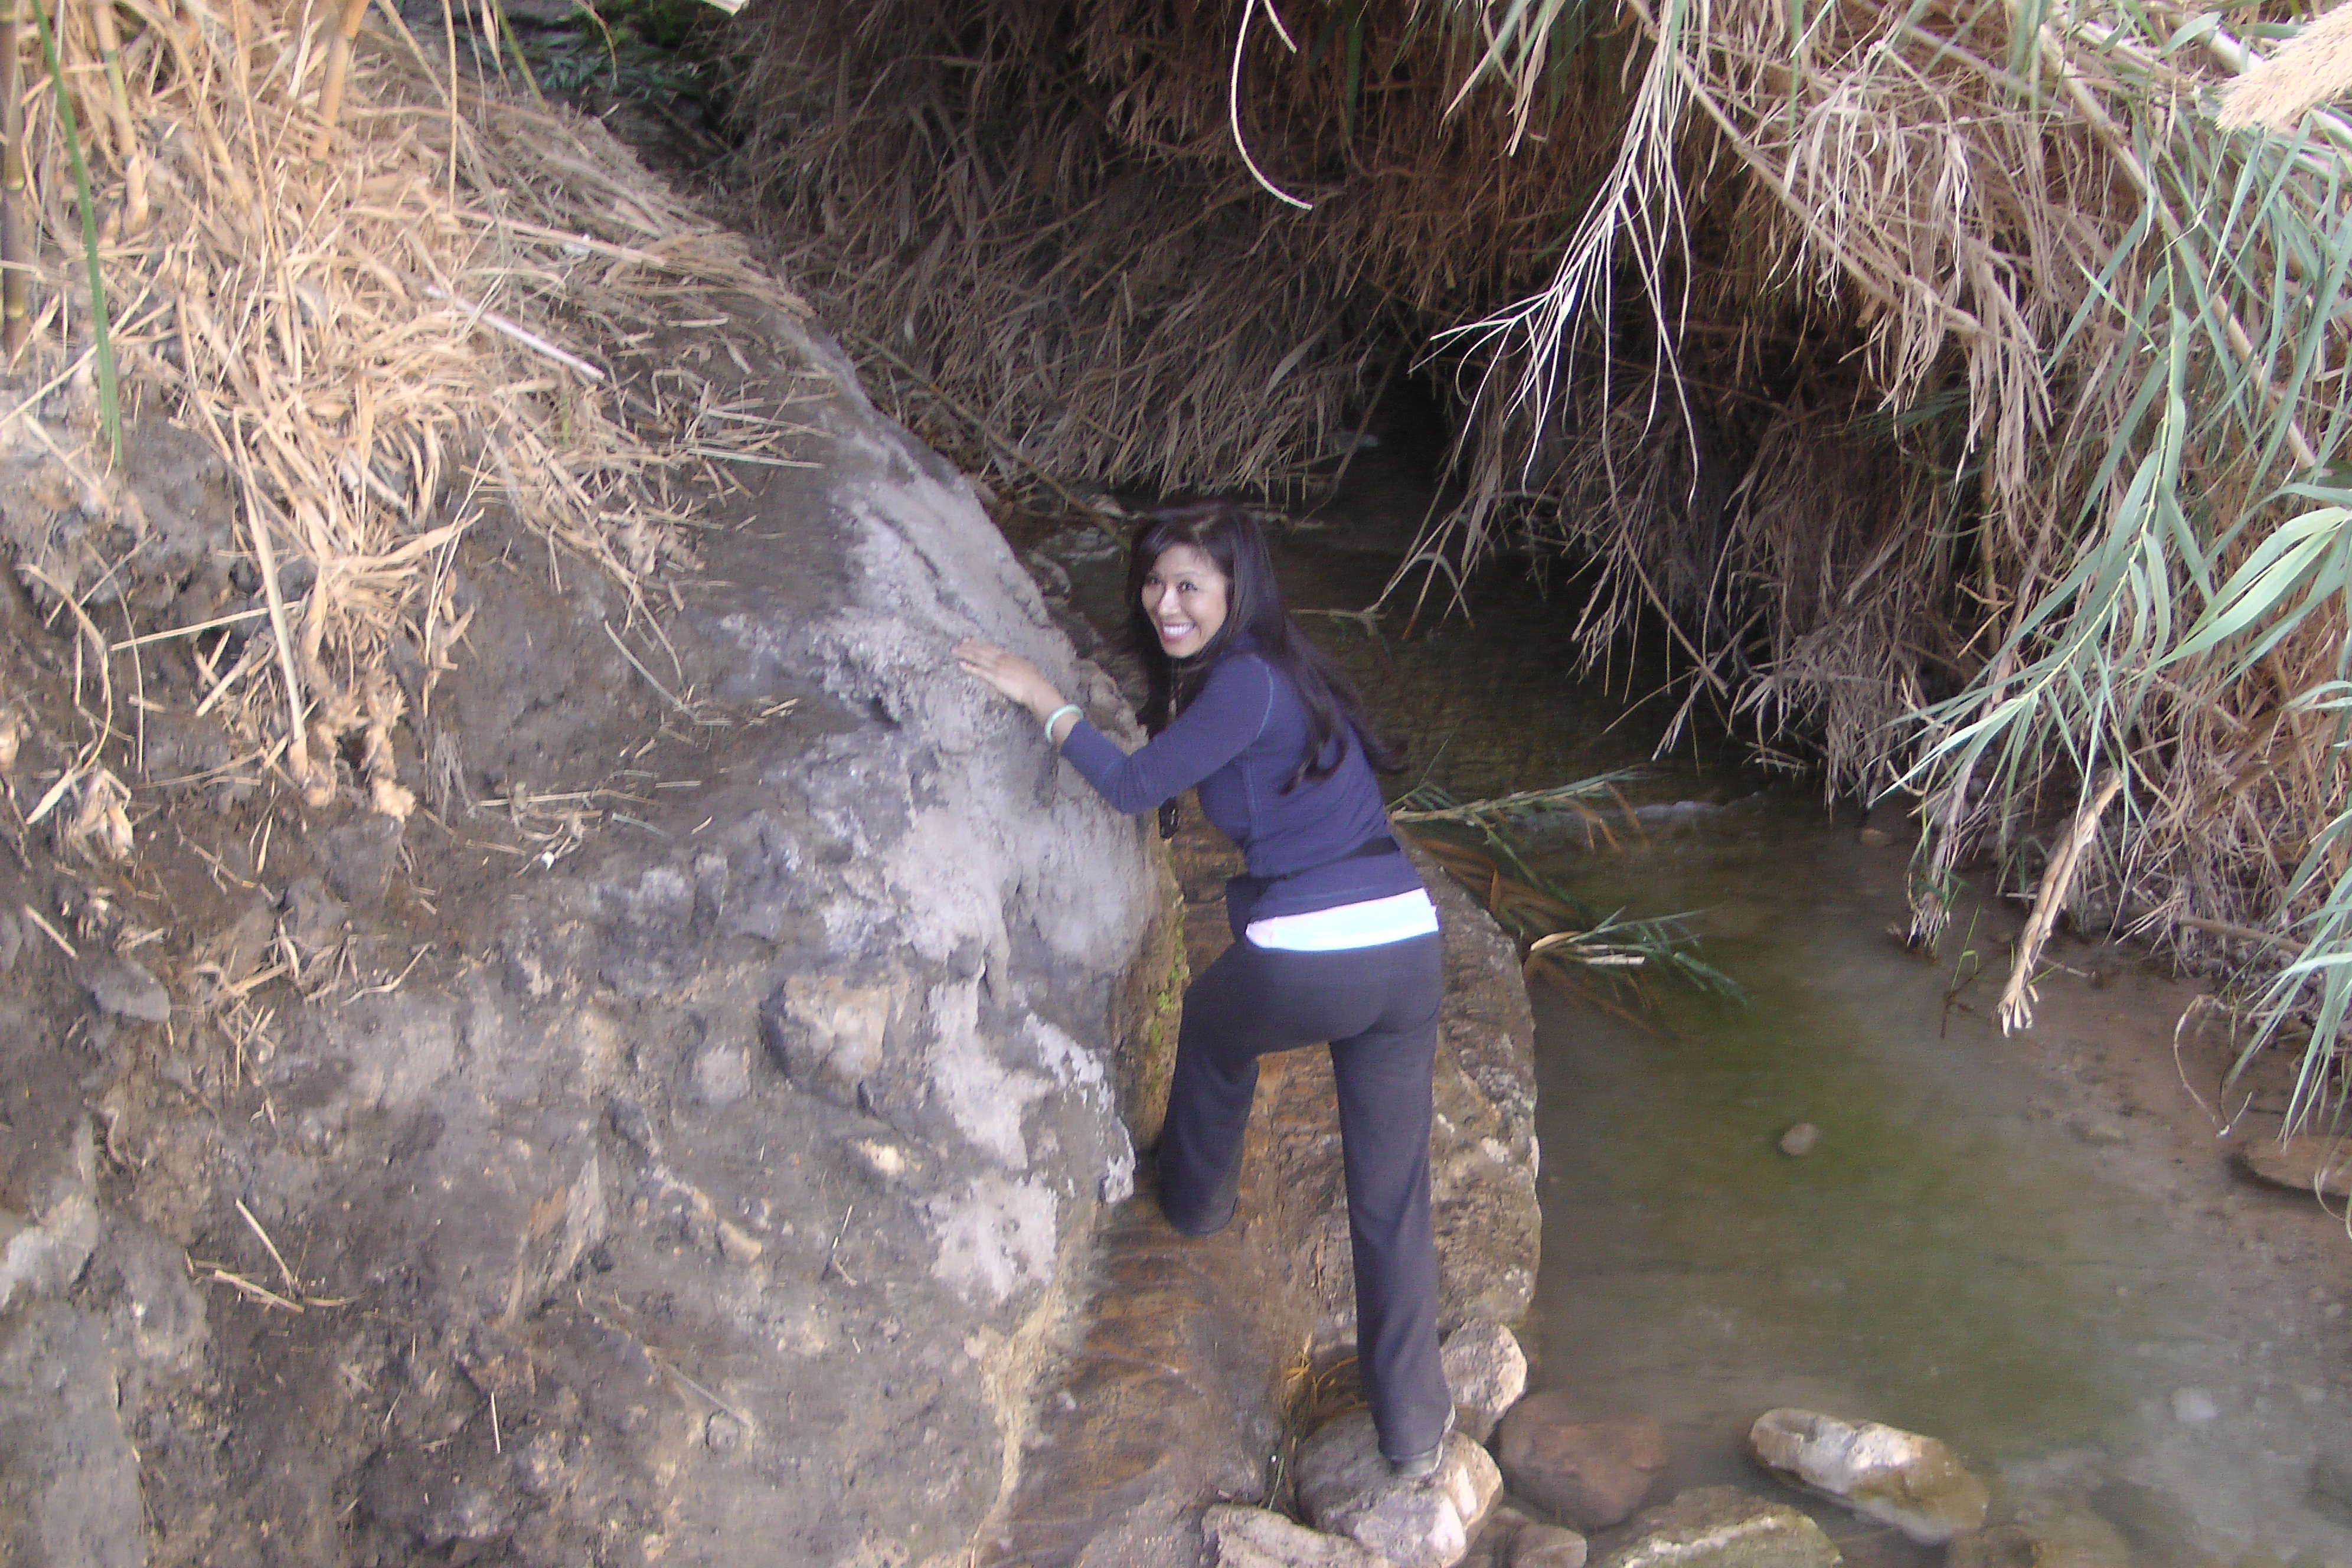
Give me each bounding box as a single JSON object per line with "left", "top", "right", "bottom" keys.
{"left": 1244, "top": 888, "right": 1439, "bottom": 953}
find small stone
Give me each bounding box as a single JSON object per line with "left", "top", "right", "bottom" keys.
{"left": 1747, "top": 1407, "right": 1987, "bottom": 1545}
{"left": 322, "top": 815, "right": 401, "bottom": 909}
{"left": 1858, "top": 827, "right": 1894, "bottom": 847}
{"left": 1441, "top": 1319, "right": 1528, "bottom": 1442}
{"left": 1298, "top": 1409, "right": 1502, "bottom": 1568}
{"left": 2170, "top": 1387, "right": 2218, "bottom": 1425}
{"left": 1778, "top": 1124, "right": 1819, "bottom": 1158}
{"left": 83, "top": 959, "right": 171, "bottom": 1024}
{"left": 1203, "top": 1504, "right": 1399, "bottom": 1568}
{"left": 1594, "top": 1487, "right": 1838, "bottom": 1568}
{"left": 1511, "top": 1525, "right": 1589, "bottom": 1568}
{"left": 691, "top": 1044, "right": 752, "bottom": 1109}
{"left": 716, "top": 1220, "right": 764, "bottom": 1266}
{"left": 1495, "top": 1393, "right": 1668, "bottom": 1531}
{"left": 281, "top": 877, "right": 348, "bottom": 955}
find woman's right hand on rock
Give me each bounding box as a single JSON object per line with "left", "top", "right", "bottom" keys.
{"left": 955, "top": 638, "right": 1063, "bottom": 721}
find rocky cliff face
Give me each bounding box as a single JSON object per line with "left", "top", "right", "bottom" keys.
{"left": 0, "top": 299, "right": 1178, "bottom": 1566}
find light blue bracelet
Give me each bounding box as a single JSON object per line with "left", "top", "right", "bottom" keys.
{"left": 1043, "top": 703, "right": 1083, "bottom": 741}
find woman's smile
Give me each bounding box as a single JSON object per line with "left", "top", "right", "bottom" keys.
{"left": 1142, "top": 543, "right": 1229, "bottom": 659}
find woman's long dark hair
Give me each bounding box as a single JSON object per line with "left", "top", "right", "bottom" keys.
{"left": 1126, "top": 502, "right": 1404, "bottom": 788}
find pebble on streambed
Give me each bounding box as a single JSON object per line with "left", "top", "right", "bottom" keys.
{"left": 1747, "top": 1408, "right": 1989, "bottom": 1546}
{"left": 1778, "top": 1123, "right": 1819, "bottom": 1157}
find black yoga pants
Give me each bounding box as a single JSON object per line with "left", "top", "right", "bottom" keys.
{"left": 1157, "top": 931, "right": 1451, "bottom": 1463}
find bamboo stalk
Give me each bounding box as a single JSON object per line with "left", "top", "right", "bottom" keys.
{"left": 0, "top": 0, "right": 25, "bottom": 360}
{"left": 311, "top": 0, "right": 369, "bottom": 159}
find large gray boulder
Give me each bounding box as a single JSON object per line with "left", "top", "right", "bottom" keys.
{"left": 0, "top": 273, "right": 1176, "bottom": 1566}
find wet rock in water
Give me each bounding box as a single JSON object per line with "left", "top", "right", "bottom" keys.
{"left": 1442, "top": 1319, "right": 1528, "bottom": 1442}
{"left": 2237, "top": 1135, "right": 2352, "bottom": 1200}
{"left": 1495, "top": 1393, "right": 1668, "bottom": 1530}
{"left": 1297, "top": 1409, "right": 1502, "bottom": 1568}
{"left": 1204, "top": 1504, "right": 1399, "bottom": 1567}
{"left": 1947, "top": 1527, "right": 2040, "bottom": 1568}
{"left": 1593, "top": 1487, "right": 1840, "bottom": 1568}
{"left": 1512, "top": 1525, "right": 1590, "bottom": 1568}
{"left": 1747, "top": 1409, "right": 1986, "bottom": 1544}
{"left": 2168, "top": 1387, "right": 2219, "bottom": 1425}
{"left": 83, "top": 958, "right": 170, "bottom": 1024}
{"left": 1778, "top": 1123, "right": 1819, "bottom": 1157}
{"left": 1857, "top": 827, "right": 1894, "bottom": 847}
{"left": 1954, "top": 1502, "right": 2131, "bottom": 1568}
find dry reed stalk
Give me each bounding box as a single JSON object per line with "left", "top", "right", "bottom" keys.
{"left": 311, "top": 0, "right": 369, "bottom": 158}
{"left": 0, "top": 0, "right": 24, "bottom": 359}
{"left": 1998, "top": 770, "right": 2125, "bottom": 1034}
{"left": 84, "top": 0, "right": 143, "bottom": 230}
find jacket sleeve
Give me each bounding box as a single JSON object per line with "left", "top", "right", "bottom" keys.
{"left": 1057, "top": 657, "right": 1274, "bottom": 815}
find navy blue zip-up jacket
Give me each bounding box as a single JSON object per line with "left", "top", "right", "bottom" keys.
{"left": 1059, "top": 645, "right": 1426, "bottom": 930}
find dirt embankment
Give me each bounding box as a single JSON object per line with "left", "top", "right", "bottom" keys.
{"left": 0, "top": 261, "right": 1182, "bottom": 1564}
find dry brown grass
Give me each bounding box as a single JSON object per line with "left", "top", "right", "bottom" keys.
{"left": 736, "top": 0, "right": 2352, "bottom": 1084}
{"left": 2, "top": 0, "right": 804, "bottom": 834}
{"left": 731, "top": 0, "right": 1631, "bottom": 498}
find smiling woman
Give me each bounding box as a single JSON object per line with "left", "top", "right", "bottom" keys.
{"left": 958, "top": 501, "right": 1457, "bottom": 1476}
{"left": 1139, "top": 543, "right": 1229, "bottom": 659}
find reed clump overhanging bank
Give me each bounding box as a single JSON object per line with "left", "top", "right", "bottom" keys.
{"left": 737, "top": 0, "right": 2352, "bottom": 1129}
{"left": 0, "top": 0, "right": 800, "bottom": 845}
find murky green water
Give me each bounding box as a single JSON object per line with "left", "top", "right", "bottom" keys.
{"left": 1056, "top": 518, "right": 2352, "bottom": 1560}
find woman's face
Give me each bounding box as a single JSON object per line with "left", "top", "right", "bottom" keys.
{"left": 1141, "top": 543, "right": 1230, "bottom": 660}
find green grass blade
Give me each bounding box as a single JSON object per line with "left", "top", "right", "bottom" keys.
{"left": 28, "top": 0, "right": 117, "bottom": 466}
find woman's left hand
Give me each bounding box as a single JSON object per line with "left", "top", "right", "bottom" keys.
{"left": 955, "top": 639, "right": 1064, "bottom": 721}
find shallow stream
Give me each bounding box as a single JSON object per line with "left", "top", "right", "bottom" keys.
{"left": 1046, "top": 472, "right": 2352, "bottom": 1563}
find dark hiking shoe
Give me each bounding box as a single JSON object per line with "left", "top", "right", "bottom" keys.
{"left": 1387, "top": 1408, "right": 1456, "bottom": 1481}
{"left": 1389, "top": 1442, "right": 1445, "bottom": 1481}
